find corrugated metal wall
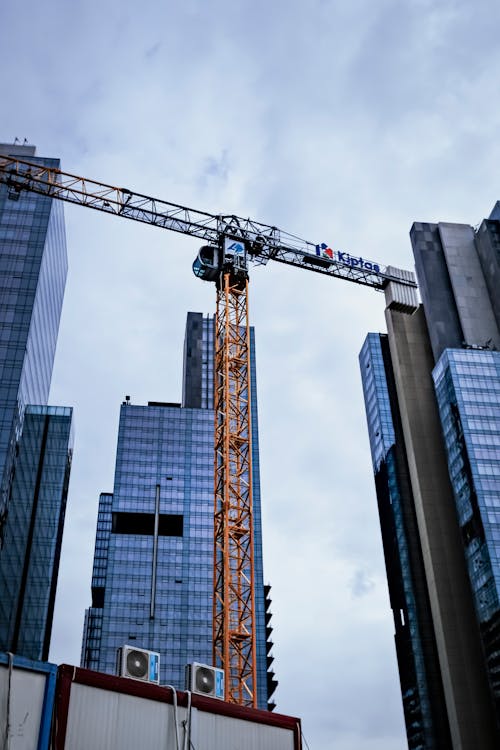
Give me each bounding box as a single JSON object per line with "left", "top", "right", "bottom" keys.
{"left": 62, "top": 682, "right": 297, "bottom": 750}
{"left": 195, "top": 709, "right": 295, "bottom": 750}
{"left": 63, "top": 684, "right": 186, "bottom": 749}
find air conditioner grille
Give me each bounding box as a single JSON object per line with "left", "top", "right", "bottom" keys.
{"left": 195, "top": 666, "right": 215, "bottom": 694}
{"left": 126, "top": 649, "right": 149, "bottom": 678}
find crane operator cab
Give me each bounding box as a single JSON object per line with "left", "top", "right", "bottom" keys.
{"left": 192, "top": 245, "right": 220, "bottom": 282}
{"left": 193, "top": 238, "right": 248, "bottom": 282}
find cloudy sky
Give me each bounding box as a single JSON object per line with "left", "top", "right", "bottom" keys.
{"left": 2, "top": 1, "right": 500, "bottom": 747}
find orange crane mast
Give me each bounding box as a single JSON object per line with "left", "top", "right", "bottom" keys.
{"left": 214, "top": 272, "right": 256, "bottom": 705}
{"left": 0, "top": 156, "right": 418, "bottom": 707}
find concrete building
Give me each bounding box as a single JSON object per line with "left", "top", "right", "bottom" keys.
{"left": 0, "top": 142, "right": 73, "bottom": 660}
{"left": 360, "top": 210, "right": 500, "bottom": 748}
{"left": 82, "top": 313, "right": 277, "bottom": 710}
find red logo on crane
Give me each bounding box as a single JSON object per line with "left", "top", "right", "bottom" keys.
{"left": 315, "top": 243, "right": 380, "bottom": 273}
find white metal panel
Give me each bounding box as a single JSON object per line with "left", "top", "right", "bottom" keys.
{"left": 191, "top": 707, "right": 296, "bottom": 750}
{"left": 63, "top": 683, "right": 187, "bottom": 750}
{"left": 384, "top": 266, "right": 419, "bottom": 314}
{"left": 62, "top": 681, "right": 299, "bottom": 750}
{"left": 0, "top": 663, "right": 47, "bottom": 750}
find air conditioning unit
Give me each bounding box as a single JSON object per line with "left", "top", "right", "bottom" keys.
{"left": 185, "top": 662, "right": 224, "bottom": 700}
{"left": 117, "top": 645, "right": 160, "bottom": 684}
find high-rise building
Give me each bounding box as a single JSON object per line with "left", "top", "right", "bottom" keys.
{"left": 0, "top": 405, "right": 73, "bottom": 660}
{"left": 82, "top": 313, "right": 277, "bottom": 710}
{"left": 360, "top": 212, "right": 500, "bottom": 748}
{"left": 0, "top": 142, "right": 73, "bottom": 660}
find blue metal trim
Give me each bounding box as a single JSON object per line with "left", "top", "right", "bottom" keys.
{"left": 0, "top": 653, "right": 57, "bottom": 750}
{"left": 37, "top": 663, "right": 57, "bottom": 750}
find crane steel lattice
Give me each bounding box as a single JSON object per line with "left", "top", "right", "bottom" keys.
{"left": 214, "top": 272, "right": 256, "bottom": 705}
{"left": 0, "top": 155, "right": 418, "bottom": 708}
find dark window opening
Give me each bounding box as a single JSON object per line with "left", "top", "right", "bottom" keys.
{"left": 112, "top": 512, "right": 183, "bottom": 536}
{"left": 147, "top": 401, "right": 181, "bottom": 408}
{"left": 91, "top": 586, "right": 105, "bottom": 608}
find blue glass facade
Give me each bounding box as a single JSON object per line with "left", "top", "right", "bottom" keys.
{"left": 0, "top": 406, "right": 73, "bottom": 660}
{"left": 360, "top": 335, "right": 451, "bottom": 749}
{"left": 82, "top": 313, "right": 275, "bottom": 709}
{"left": 0, "top": 143, "right": 72, "bottom": 662}
{"left": 0, "top": 144, "right": 68, "bottom": 533}
{"left": 82, "top": 402, "right": 214, "bottom": 682}
{"left": 433, "top": 349, "right": 500, "bottom": 712}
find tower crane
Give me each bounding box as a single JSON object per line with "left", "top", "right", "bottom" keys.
{"left": 0, "top": 155, "right": 418, "bottom": 708}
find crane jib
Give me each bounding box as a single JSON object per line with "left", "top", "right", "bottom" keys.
{"left": 0, "top": 156, "right": 417, "bottom": 291}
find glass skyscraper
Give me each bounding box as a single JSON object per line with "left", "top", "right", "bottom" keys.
{"left": 433, "top": 349, "right": 500, "bottom": 709}
{"left": 360, "top": 334, "right": 451, "bottom": 749}
{"left": 0, "top": 143, "right": 68, "bottom": 523}
{"left": 82, "top": 313, "right": 276, "bottom": 710}
{"left": 360, "top": 212, "right": 500, "bottom": 748}
{"left": 0, "top": 142, "right": 73, "bottom": 660}
{"left": 0, "top": 405, "right": 73, "bottom": 660}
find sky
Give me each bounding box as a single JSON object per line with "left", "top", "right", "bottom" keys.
{"left": 2, "top": 1, "right": 500, "bottom": 747}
